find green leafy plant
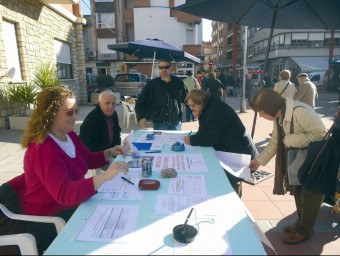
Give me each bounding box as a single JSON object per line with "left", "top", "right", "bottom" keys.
{"left": 4, "top": 83, "right": 39, "bottom": 116}
{"left": 32, "top": 62, "right": 61, "bottom": 89}
{"left": 94, "top": 74, "right": 115, "bottom": 92}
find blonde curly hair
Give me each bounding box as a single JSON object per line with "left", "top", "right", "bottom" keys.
{"left": 21, "top": 87, "right": 75, "bottom": 148}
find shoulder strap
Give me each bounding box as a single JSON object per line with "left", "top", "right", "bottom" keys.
{"left": 290, "top": 105, "right": 305, "bottom": 133}
{"left": 280, "top": 81, "right": 290, "bottom": 95}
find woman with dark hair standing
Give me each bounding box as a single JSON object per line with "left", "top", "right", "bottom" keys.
{"left": 249, "top": 88, "right": 327, "bottom": 244}
{"left": 183, "top": 89, "right": 258, "bottom": 197}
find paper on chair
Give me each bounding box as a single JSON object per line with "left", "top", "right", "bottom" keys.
{"left": 215, "top": 151, "right": 251, "bottom": 180}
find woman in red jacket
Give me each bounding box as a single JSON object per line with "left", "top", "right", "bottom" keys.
{"left": 18, "top": 87, "right": 128, "bottom": 217}
{"left": 7, "top": 87, "right": 129, "bottom": 253}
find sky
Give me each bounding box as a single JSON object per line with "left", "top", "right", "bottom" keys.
{"left": 202, "top": 19, "right": 212, "bottom": 42}
{"left": 80, "top": 1, "right": 212, "bottom": 41}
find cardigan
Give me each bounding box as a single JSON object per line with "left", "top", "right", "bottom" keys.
{"left": 21, "top": 131, "right": 107, "bottom": 216}
{"left": 256, "top": 98, "right": 327, "bottom": 166}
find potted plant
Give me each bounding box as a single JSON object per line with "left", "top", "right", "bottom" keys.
{"left": 31, "top": 62, "right": 61, "bottom": 89}
{"left": 90, "top": 74, "right": 120, "bottom": 104}
{"left": 3, "top": 82, "right": 39, "bottom": 130}
{"left": 4, "top": 62, "right": 61, "bottom": 130}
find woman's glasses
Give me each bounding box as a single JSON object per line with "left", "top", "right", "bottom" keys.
{"left": 61, "top": 108, "right": 79, "bottom": 116}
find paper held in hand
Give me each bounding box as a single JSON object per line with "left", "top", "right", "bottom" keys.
{"left": 215, "top": 151, "right": 251, "bottom": 180}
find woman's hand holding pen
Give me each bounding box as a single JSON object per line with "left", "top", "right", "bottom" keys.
{"left": 93, "top": 161, "right": 129, "bottom": 190}
{"left": 183, "top": 136, "right": 191, "bottom": 145}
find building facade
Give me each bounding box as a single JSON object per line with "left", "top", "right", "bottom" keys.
{"left": 211, "top": 21, "right": 340, "bottom": 88}
{"left": 0, "top": 0, "right": 87, "bottom": 128}
{"left": 83, "top": 0, "right": 203, "bottom": 80}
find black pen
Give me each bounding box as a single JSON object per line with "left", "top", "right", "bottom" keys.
{"left": 181, "top": 208, "right": 194, "bottom": 231}
{"left": 145, "top": 150, "right": 162, "bottom": 153}
{"left": 188, "top": 130, "right": 192, "bottom": 136}
{"left": 121, "top": 176, "right": 134, "bottom": 185}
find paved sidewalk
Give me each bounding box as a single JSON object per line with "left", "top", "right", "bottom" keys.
{"left": 0, "top": 91, "right": 339, "bottom": 255}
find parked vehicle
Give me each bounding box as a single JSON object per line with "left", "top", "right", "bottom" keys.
{"left": 114, "top": 72, "right": 147, "bottom": 97}
{"left": 174, "top": 74, "right": 188, "bottom": 80}
{"left": 308, "top": 71, "right": 326, "bottom": 88}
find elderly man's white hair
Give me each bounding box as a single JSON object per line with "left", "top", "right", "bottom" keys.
{"left": 98, "top": 90, "right": 116, "bottom": 102}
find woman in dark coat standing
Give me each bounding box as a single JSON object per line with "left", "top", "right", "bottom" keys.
{"left": 183, "top": 89, "right": 258, "bottom": 197}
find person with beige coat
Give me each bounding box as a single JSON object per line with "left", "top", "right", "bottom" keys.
{"left": 274, "top": 69, "right": 296, "bottom": 99}
{"left": 249, "top": 89, "right": 327, "bottom": 245}
{"left": 294, "top": 73, "right": 318, "bottom": 108}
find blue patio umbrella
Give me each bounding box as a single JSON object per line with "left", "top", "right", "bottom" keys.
{"left": 108, "top": 38, "right": 200, "bottom": 78}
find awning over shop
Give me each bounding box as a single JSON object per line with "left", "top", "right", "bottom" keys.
{"left": 291, "top": 56, "right": 328, "bottom": 72}
{"left": 246, "top": 62, "right": 263, "bottom": 69}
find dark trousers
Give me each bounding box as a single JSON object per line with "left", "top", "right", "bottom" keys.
{"left": 294, "top": 185, "right": 324, "bottom": 236}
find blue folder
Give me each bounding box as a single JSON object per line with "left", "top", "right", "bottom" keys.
{"left": 132, "top": 142, "right": 152, "bottom": 150}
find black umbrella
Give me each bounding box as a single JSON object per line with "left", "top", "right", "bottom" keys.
{"left": 176, "top": 0, "right": 340, "bottom": 137}
{"left": 108, "top": 38, "right": 200, "bottom": 78}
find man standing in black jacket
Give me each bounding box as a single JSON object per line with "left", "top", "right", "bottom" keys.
{"left": 136, "top": 59, "right": 188, "bottom": 130}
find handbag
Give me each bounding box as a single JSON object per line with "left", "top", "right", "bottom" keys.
{"left": 298, "top": 125, "right": 338, "bottom": 195}
{"left": 286, "top": 106, "right": 308, "bottom": 185}
{"left": 287, "top": 148, "right": 308, "bottom": 185}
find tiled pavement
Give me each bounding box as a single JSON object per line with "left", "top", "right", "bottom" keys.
{"left": 0, "top": 91, "right": 339, "bottom": 255}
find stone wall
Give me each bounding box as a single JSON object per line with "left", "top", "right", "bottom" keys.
{"left": 0, "top": 0, "right": 86, "bottom": 128}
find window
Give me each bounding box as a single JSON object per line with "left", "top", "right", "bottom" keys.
{"left": 54, "top": 40, "right": 73, "bottom": 79}
{"left": 3, "top": 20, "right": 22, "bottom": 81}
{"left": 97, "top": 13, "right": 114, "bottom": 29}
{"left": 98, "top": 38, "right": 116, "bottom": 53}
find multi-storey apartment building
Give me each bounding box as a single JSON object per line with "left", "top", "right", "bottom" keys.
{"left": 83, "top": 0, "right": 203, "bottom": 79}
{"left": 211, "top": 21, "right": 340, "bottom": 89}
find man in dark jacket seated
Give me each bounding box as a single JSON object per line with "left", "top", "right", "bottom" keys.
{"left": 79, "top": 90, "right": 122, "bottom": 168}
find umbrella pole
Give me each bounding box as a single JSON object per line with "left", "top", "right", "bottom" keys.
{"left": 240, "top": 26, "right": 247, "bottom": 113}
{"left": 151, "top": 51, "right": 156, "bottom": 79}
{"left": 251, "top": 6, "right": 277, "bottom": 138}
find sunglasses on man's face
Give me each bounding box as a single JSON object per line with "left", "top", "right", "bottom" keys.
{"left": 61, "top": 108, "right": 79, "bottom": 117}
{"left": 159, "top": 65, "right": 170, "bottom": 70}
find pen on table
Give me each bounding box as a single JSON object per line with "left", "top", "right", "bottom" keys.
{"left": 145, "top": 150, "right": 162, "bottom": 153}
{"left": 121, "top": 176, "right": 134, "bottom": 185}
{"left": 188, "top": 130, "right": 192, "bottom": 136}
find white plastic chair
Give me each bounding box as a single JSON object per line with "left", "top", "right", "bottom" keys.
{"left": 0, "top": 203, "right": 66, "bottom": 255}
{"left": 121, "top": 101, "right": 137, "bottom": 128}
